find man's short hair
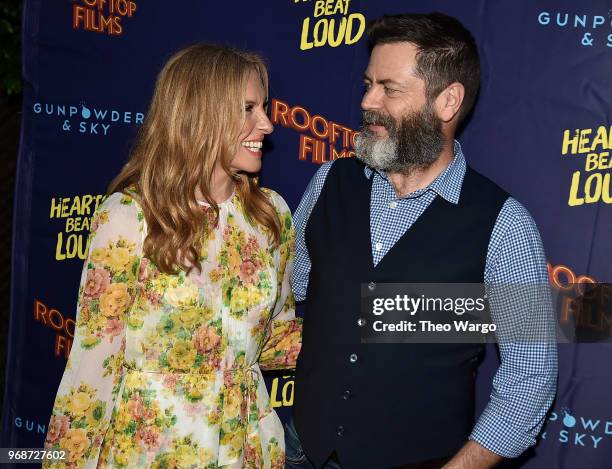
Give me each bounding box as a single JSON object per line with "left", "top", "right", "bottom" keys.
{"left": 367, "top": 12, "right": 480, "bottom": 123}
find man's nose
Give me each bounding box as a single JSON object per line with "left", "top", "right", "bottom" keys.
{"left": 361, "top": 86, "right": 382, "bottom": 111}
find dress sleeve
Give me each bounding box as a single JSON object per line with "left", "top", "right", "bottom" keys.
{"left": 258, "top": 191, "right": 302, "bottom": 371}
{"left": 43, "top": 192, "right": 144, "bottom": 468}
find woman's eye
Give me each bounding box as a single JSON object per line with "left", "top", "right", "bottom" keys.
{"left": 245, "top": 105, "right": 254, "bottom": 112}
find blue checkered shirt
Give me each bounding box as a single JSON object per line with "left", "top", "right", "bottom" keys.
{"left": 292, "top": 141, "right": 558, "bottom": 458}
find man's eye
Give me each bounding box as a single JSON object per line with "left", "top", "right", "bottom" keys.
{"left": 384, "top": 87, "right": 398, "bottom": 95}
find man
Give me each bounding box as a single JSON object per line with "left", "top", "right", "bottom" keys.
{"left": 285, "top": 12, "right": 557, "bottom": 469}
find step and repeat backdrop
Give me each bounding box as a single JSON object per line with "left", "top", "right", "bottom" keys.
{"left": 2, "top": 0, "right": 611, "bottom": 467}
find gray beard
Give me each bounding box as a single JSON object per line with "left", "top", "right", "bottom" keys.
{"left": 354, "top": 133, "right": 398, "bottom": 171}
{"left": 355, "top": 105, "right": 445, "bottom": 175}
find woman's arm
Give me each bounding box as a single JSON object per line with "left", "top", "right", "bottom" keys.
{"left": 259, "top": 191, "right": 302, "bottom": 370}
{"left": 43, "top": 193, "right": 144, "bottom": 468}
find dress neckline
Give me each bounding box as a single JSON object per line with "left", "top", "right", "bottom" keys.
{"left": 196, "top": 190, "right": 236, "bottom": 208}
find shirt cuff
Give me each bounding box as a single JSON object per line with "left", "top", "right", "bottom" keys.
{"left": 469, "top": 404, "right": 538, "bottom": 458}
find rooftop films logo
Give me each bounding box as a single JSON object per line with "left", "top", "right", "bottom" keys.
{"left": 72, "top": 0, "right": 137, "bottom": 36}
{"left": 541, "top": 408, "right": 612, "bottom": 450}
{"left": 271, "top": 98, "right": 356, "bottom": 164}
{"left": 33, "top": 101, "right": 144, "bottom": 136}
{"left": 537, "top": 10, "right": 612, "bottom": 48}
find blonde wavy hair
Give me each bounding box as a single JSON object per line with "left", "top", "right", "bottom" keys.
{"left": 108, "top": 44, "right": 281, "bottom": 274}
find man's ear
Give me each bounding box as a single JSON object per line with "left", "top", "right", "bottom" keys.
{"left": 433, "top": 82, "right": 465, "bottom": 123}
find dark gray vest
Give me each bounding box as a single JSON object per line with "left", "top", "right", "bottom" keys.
{"left": 293, "top": 157, "right": 508, "bottom": 468}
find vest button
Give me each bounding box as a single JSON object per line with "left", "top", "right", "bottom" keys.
{"left": 357, "top": 318, "right": 366, "bottom": 327}
{"left": 337, "top": 425, "right": 345, "bottom": 436}
{"left": 349, "top": 353, "right": 358, "bottom": 363}
{"left": 342, "top": 389, "right": 352, "bottom": 400}
{"left": 367, "top": 282, "right": 376, "bottom": 291}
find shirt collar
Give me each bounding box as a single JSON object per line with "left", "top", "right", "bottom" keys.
{"left": 363, "top": 140, "right": 466, "bottom": 204}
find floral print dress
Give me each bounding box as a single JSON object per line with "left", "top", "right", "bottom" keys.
{"left": 43, "top": 189, "right": 302, "bottom": 469}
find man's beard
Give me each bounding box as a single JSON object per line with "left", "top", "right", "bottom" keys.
{"left": 354, "top": 104, "right": 445, "bottom": 175}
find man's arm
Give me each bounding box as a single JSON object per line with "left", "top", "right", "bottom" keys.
{"left": 292, "top": 161, "right": 334, "bottom": 302}
{"left": 443, "top": 441, "right": 503, "bottom": 469}
{"left": 444, "top": 198, "right": 558, "bottom": 469}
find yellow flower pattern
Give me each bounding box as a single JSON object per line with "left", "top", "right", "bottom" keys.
{"left": 43, "top": 189, "right": 301, "bottom": 468}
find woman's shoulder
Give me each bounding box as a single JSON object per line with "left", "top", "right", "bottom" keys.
{"left": 94, "top": 190, "right": 145, "bottom": 227}
{"left": 260, "top": 187, "right": 293, "bottom": 245}
{"left": 260, "top": 187, "right": 291, "bottom": 215}
{"left": 100, "top": 189, "right": 142, "bottom": 210}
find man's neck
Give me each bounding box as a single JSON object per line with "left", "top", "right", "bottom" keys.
{"left": 387, "top": 142, "right": 455, "bottom": 197}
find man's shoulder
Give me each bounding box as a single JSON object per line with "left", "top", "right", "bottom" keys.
{"left": 464, "top": 165, "right": 508, "bottom": 194}
{"left": 319, "top": 156, "right": 366, "bottom": 182}
{"left": 462, "top": 165, "right": 510, "bottom": 205}
{"left": 306, "top": 157, "right": 364, "bottom": 194}
{"left": 496, "top": 197, "right": 541, "bottom": 236}
{"left": 328, "top": 155, "right": 366, "bottom": 171}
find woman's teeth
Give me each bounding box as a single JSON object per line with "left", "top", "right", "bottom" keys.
{"left": 241, "top": 141, "right": 262, "bottom": 152}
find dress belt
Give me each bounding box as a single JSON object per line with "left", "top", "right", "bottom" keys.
{"left": 221, "top": 363, "right": 262, "bottom": 467}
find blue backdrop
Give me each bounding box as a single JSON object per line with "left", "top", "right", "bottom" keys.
{"left": 3, "top": 1, "right": 611, "bottom": 467}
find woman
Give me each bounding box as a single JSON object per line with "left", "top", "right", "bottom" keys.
{"left": 43, "top": 44, "right": 301, "bottom": 469}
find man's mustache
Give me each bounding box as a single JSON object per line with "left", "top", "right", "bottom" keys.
{"left": 361, "top": 110, "right": 396, "bottom": 131}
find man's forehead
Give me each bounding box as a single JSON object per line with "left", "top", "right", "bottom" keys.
{"left": 365, "top": 42, "right": 419, "bottom": 80}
